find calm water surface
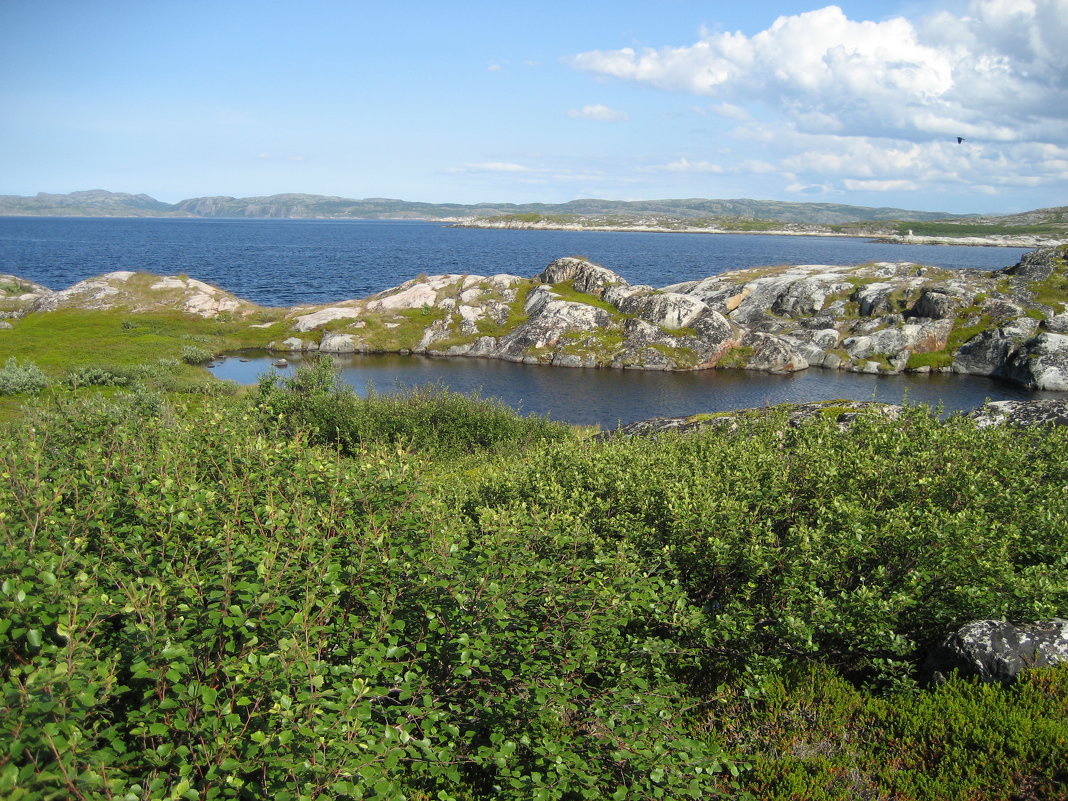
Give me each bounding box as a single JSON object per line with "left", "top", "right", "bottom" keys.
{"left": 214, "top": 352, "right": 1053, "bottom": 427}
{"left": 0, "top": 217, "right": 1029, "bottom": 307}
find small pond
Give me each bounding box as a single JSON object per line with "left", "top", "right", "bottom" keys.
{"left": 211, "top": 351, "right": 1055, "bottom": 428}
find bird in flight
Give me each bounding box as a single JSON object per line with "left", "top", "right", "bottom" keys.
{"left": 957, "top": 136, "right": 966, "bottom": 144}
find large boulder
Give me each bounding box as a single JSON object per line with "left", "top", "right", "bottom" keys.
{"left": 319, "top": 332, "right": 359, "bottom": 353}
{"left": 967, "top": 399, "right": 1068, "bottom": 427}
{"left": 772, "top": 275, "right": 853, "bottom": 317}
{"left": 738, "top": 332, "right": 809, "bottom": 373}
{"left": 923, "top": 619, "right": 1068, "bottom": 684}
{"left": 291, "top": 305, "right": 363, "bottom": 332}
{"left": 952, "top": 317, "right": 1040, "bottom": 376}
{"left": 1003, "top": 332, "right": 1068, "bottom": 390}
{"left": 536, "top": 257, "right": 626, "bottom": 298}
{"left": 909, "top": 288, "right": 964, "bottom": 320}
{"left": 494, "top": 298, "right": 614, "bottom": 362}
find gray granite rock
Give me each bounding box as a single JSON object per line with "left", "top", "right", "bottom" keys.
{"left": 923, "top": 619, "right": 1068, "bottom": 684}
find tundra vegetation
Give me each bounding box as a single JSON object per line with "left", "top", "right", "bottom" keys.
{"left": 1, "top": 353, "right": 1067, "bottom": 800}
{"left": 1, "top": 246, "right": 1067, "bottom": 798}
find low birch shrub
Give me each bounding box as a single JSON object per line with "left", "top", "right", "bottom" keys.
{"left": 469, "top": 406, "right": 1068, "bottom": 687}
{"left": 0, "top": 395, "right": 735, "bottom": 800}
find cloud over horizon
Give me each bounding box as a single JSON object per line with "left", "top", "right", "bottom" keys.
{"left": 568, "top": 0, "right": 1068, "bottom": 202}
{"left": 570, "top": 1, "right": 1067, "bottom": 144}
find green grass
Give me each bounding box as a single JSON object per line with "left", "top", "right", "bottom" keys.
{"left": 474, "top": 281, "right": 536, "bottom": 338}
{"left": 558, "top": 327, "right": 626, "bottom": 362}
{"left": 702, "top": 663, "right": 1068, "bottom": 800}
{"left": 906, "top": 351, "right": 955, "bottom": 370}
{"left": 0, "top": 309, "right": 285, "bottom": 375}
{"left": 548, "top": 281, "right": 623, "bottom": 314}
{"left": 716, "top": 345, "right": 754, "bottom": 368}
{"left": 1028, "top": 256, "right": 1068, "bottom": 309}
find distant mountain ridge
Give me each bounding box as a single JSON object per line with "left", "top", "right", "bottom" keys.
{"left": 0, "top": 188, "right": 980, "bottom": 224}
{"left": 0, "top": 189, "right": 177, "bottom": 217}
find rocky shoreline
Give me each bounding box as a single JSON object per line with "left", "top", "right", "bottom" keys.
{"left": 3, "top": 245, "right": 1067, "bottom": 392}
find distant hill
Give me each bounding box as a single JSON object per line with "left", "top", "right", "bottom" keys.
{"left": 0, "top": 190, "right": 180, "bottom": 217}
{"left": 0, "top": 189, "right": 981, "bottom": 224}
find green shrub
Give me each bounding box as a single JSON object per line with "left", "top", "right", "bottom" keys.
{"left": 256, "top": 358, "right": 573, "bottom": 458}
{"left": 65, "top": 365, "right": 129, "bottom": 388}
{"left": 4, "top": 381, "right": 1066, "bottom": 800}
{"left": 179, "top": 344, "right": 215, "bottom": 365}
{"left": 0, "top": 395, "right": 735, "bottom": 800}
{"left": 0, "top": 356, "right": 52, "bottom": 395}
{"left": 468, "top": 407, "right": 1068, "bottom": 687}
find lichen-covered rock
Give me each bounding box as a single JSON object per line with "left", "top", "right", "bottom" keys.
{"left": 1003, "top": 332, "right": 1068, "bottom": 390}
{"left": 319, "top": 332, "right": 358, "bottom": 353}
{"left": 270, "top": 336, "right": 318, "bottom": 352}
{"left": 536, "top": 257, "right": 624, "bottom": 298}
{"left": 601, "top": 400, "right": 904, "bottom": 439}
{"left": 999, "top": 245, "right": 1065, "bottom": 283}
{"left": 772, "top": 275, "right": 853, "bottom": 317}
{"left": 1047, "top": 312, "right": 1068, "bottom": 334}
{"left": 966, "top": 399, "right": 1068, "bottom": 427}
{"left": 909, "top": 288, "right": 965, "bottom": 320}
{"left": 853, "top": 282, "right": 897, "bottom": 316}
{"left": 12, "top": 244, "right": 1068, "bottom": 390}
{"left": 31, "top": 271, "right": 259, "bottom": 318}
{"left": 495, "top": 299, "right": 614, "bottom": 362}
{"left": 923, "top": 619, "right": 1068, "bottom": 684}
{"left": 953, "top": 317, "right": 1041, "bottom": 376}
{"left": 739, "top": 332, "right": 809, "bottom": 373}
{"left": 615, "top": 291, "right": 708, "bottom": 329}
{"left": 291, "top": 305, "right": 363, "bottom": 332}
{"left": 0, "top": 274, "right": 52, "bottom": 318}
{"left": 366, "top": 280, "right": 440, "bottom": 312}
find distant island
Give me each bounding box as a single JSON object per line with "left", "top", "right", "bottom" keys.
{"left": 1, "top": 189, "right": 1065, "bottom": 247}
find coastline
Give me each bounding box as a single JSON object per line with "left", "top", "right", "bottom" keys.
{"left": 447, "top": 218, "right": 1068, "bottom": 249}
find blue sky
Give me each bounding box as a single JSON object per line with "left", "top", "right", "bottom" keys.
{"left": 1, "top": 0, "right": 1064, "bottom": 214}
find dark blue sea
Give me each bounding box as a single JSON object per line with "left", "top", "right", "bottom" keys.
{"left": 0, "top": 217, "right": 1028, "bottom": 307}
{"left": 1, "top": 217, "right": 1048, "bottom": 424}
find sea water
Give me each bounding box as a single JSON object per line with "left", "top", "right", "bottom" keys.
{"left": 1, "top": 217, "right": 1044, "bottom": 424}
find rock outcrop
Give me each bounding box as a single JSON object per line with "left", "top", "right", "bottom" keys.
{"left": 29, "top": 271, "right": 260, "bottom": 318}
{"left": 966, "top": 398, "right": 1068, "bottom": 428}
{"left": 923, "top": 619, "right": 1068, "bottom": 684}
{"left": 7, "top": 244, "right": 1068, "bottom": 392}
{"left": 0, "top": 274, "right": 52, "bottom": 318}
{"left": 599, "top": 400, "right": 906, "bottom": 439}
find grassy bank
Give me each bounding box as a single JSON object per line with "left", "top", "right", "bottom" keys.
{"left": 2, "top": 362, "right": 1066, "bottom": 800}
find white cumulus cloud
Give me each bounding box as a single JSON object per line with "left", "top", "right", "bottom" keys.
{"left": 567, "top": 104, "right": 629, "bottom": 121}
{"left": 569, "top": 1, "right": 1068, "bottom": 145}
